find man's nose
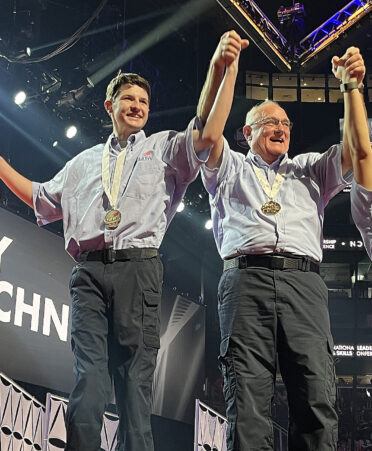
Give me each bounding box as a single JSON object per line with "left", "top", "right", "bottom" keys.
{"left": 131, "top": 100, "right": 140, "bottom": 109}
{"left": 274, "top": 124, "right": 284, "bottom": 132}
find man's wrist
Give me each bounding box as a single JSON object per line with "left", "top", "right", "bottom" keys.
{"left": 340, "top": 81, "right": 364, "bottom": 94}
{"left": 212, "top": 60, "right": 225, "bottom": 78}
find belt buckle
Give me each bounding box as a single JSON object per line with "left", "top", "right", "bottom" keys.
{"left": 270, "top": 256, "right": 285, "bottom": 270}
{"left": 301, "top": 258, "right": 310, "bottom": 271}
{"left": 238, "top": 255, "right": 248, "bottom": 269}
{"left": 104, "top": 248, "right": 116, "bottom": 264}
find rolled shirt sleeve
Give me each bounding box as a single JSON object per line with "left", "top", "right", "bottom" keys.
{"left": 351, "top": 180, "right": 372, "bottom": 260}
{"left": 162, "top": 116, "right": 211, "bottom": 184}
{"left": 293, "top": 144, "right": 352, "bottom": 206}
{"left": 32, "top": 163, "right": 69, "bottom": 226}
{"left": 201, "top": 137, "right": 232, "bottom": 197}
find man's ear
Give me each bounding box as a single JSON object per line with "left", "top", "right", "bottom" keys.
{"left": 243, "top": 125, "right": 252, "bottom": 141}
{"left": 104, "top": 100, "right": 112, "bottom": 116}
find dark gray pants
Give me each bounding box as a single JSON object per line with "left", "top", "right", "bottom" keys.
{"left": 218, "top": 267, "right": 337, "bottom": 451}
{"left": 65, "top": 253, "right": 163, "bottom": 451}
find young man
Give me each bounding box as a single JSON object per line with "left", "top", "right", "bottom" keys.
{"left": 0, "top": 32, "right": 248, "bottom": 451}
{"left": 198, "top": 47, "right": 366, "bottom": 450}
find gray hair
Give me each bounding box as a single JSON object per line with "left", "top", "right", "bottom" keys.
{"left": 245, "top": 100, "right": 281, "bottom": 126}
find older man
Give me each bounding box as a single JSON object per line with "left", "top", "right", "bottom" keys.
{"left": 0, "top": 32, "right": 248, "bottom": 451}
{"left": 198, "top": 47, "right": 366, "bottom": 450}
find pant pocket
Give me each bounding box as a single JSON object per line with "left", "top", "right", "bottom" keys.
{"left": 142, "top": 291, "right": 161, "bottom": 348}
{"left": 326, "top": 337, "right": 337, "bottom": 407}
{"left": 218, "top": 336, "right": 237, "bottom": 448}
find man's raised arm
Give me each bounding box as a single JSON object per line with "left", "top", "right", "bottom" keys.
{"left": 332, "top": 47, "right": 370, "bottom": 180}
{"left": 0, "top": 156, "right": 33, "bottom": 207}
{"left": 193, "top": 31, "right": 248, "bottom": 167}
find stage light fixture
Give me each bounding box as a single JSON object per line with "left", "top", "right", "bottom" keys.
{"left": 41, "top": 72, "right": 62, "bottom": 95}
{"left": 66, "top": 126, "right": 77, "bottom": 139}
{"left": 14, "top": 91, "right": 26, "bottom": 106}
{"left": 177, "top": 202, "right": 185, "bottom": 213}
{"left": 52, "top": 140, "right": 58, "bottom": 147}
{"left": 205, "top": 219, "right": 213, "bottom": 230}
{"left": 25, "top": 47, "right": 32, "bottom": 57}
{"left": 56, "top": 84, "right": 91, "bottom": 111}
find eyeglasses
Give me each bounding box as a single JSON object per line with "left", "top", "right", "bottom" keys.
{"left": 249, "top": 116, "right": 293, "bottom": 130}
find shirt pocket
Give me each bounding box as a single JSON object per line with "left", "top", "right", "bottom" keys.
{"left": 125, "top": 160, "right": 165, "bottom": 199}
{"left": 222, "top": 171, "right": 256, "bottom": 215}
{"left": 291, "top": 175, "right": 320, "bottom": 210}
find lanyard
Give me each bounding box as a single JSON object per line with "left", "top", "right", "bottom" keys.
{"left": 101, "top": 140, "right": 126, "bottom": 209}
{"left": 252, "top": 161, "right": 287, "bottom": 201}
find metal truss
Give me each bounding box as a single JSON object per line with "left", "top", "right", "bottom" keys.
{"left": 299, "top": 0, "right": 372, "bottom": 68}
{"left": 216, "top": 0, "right": 372, "bottom": 72}
{"left": 216, "top": 0, "right": 291, "bottom": 71}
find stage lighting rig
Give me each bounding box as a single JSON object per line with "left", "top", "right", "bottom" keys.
{"left": 277, "top": 3, "right": 305, "bottom": 25}
{"left": 277, "top": 3, "right": 306, "bottom": 59}
{"left": 298, "top": 0, "right": 371, "bottom": 70}
{"left": 56, "top": 84, "right": 93, "bottom": 111}
{"left": 216, "top": 0, "right": 372, "bottom": 72}
{"left": 40, "top": 71, "right": 61, "bottom": 95}
{"left": 216, "top": 0, "right": 291, "bottom": 71}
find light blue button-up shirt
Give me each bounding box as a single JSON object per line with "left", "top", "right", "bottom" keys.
{"left": 33, "top": 117, "right": 209, "bottom": 260}
{"left": 351, "top": 180, "right": 372, "bottom": 259}
{"left": 201, "top": 141, "right": 351, "bottom": 262}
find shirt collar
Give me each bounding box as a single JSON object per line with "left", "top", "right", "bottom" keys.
{"left": 108, "top": 129, "right": 147, "bottom": 155}
{"left": 247, "top": 150, "right": 287, "bottom": 170}
{"left": 129, "top": 129, "right": 146, "bottom": 145}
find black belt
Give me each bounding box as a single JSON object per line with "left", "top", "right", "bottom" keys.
{"left": 223, "top": 254, "right": 320, "bottom": 273}
{"left": 79, "top": 248, "right": 158, "bottom": 264}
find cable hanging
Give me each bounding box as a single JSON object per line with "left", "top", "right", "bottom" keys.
{"left": 0, "top": 0, "right": 108, "bottom": 64}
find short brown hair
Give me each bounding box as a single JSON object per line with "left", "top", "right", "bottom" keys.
{"left": 105, "top": 72, "right": 151, "bottom": 103}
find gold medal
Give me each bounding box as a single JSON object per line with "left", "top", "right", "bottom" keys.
{"left": 252, "top": 162, "right": 287, "bottom": 217}
{"left": 104, "top": 209, "right": 121, "bottom": 229}
{"left": 261, "top": 201, "right": 281, "bottom": 215}
{"left": 101, "top": 138, "right": 127, "bottom": 230}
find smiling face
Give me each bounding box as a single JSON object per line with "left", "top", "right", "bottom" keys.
{"left": 243, "top": 103, "right": 291, "bottom": 164}
{"left": 105, "top": 83, "right": 150, "bottom": 141}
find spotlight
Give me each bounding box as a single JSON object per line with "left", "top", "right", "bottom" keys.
{"left": 86, "top": 76, "right": 95, "bottom": 88}
{"left": 66, "top": 126, "right": 77, "bottom": 139}
{"left": 52, "top": 140, "right": 58, "bottom": 147}
{"left": 176, "top": 201, "right": 185, "bottom": 213}
{"left": 14, "top": 91, "right": 26, "bottom": 106}
{"left": 367, "top": 389, "right": 371, "bottom": 398}
{"left": 26, "top": 47, "right": 32, "bottom": 57}
{"left": 205, "top": 219, "right": 213, "bottom": 230}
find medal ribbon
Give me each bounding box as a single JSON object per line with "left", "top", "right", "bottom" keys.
{"left": 102, "top": 139, "right": 126, "bottom": 209}
{"left": 252, "top": 161, "right": 287, "bottom": 201}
